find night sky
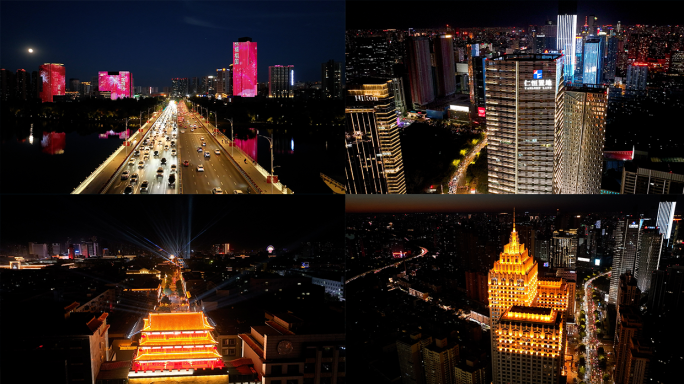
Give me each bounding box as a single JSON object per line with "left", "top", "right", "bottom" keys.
{"left": 0, "top": 195, "right": 344, "bottom": 253}
{"left": 1, "top": 1, "right": 344, "bottom": 89}
{"left": 347, "top": 0, "right": 684, "bottom": 30}
{"left": 346, "top": 195, "right": 684, "bottom": 214}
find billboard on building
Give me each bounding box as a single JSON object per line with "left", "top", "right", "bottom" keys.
{"left": 39, "top": 64, "right": 65, "bottom": 103}
{"left": 233, "top": 41, "right": 257, "bottom": 97}
{"left": 98, "top": 71, "right": 131, "bottom": 100}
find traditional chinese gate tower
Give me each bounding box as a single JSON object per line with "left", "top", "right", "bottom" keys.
{"left": 131, "top": 312, "right": 224, "bottom": 376}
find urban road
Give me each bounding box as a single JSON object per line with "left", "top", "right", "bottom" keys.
{"left": 106, "top": 101, "right": 253, "bottom": 194}
{"left": 345, "top": 247, "right": 428, "bottom": 284}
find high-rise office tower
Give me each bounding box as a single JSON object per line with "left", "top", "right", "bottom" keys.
{"left": 485, "top": 53, "right": 563, "bottom": 194}
{"left": 553, "top": 84, "right": 607, "bottom": 194}
{"left": 670, "top": 51, "right": 684, "bottom": 75}
{"left": 15, "top": 69, "right": 29, "bottom": 100}
{"left": 614, "top": 306, "right": 643, "bottom": 384}
{"left": 346, "top": 36, "right": 392, "bottom": 81}
{"left": 390, "top": 76, "right": 407, "bottom": 115}
{"left": 541, "top": 20, "right": 557, "bottom": 51}
{"left": 648, "top": 265, "right": 684, "bottom": 317}
{"left": 397, "top": 333, "right": 432, "bottom": 384}
{"left": 582, "top": 37, "right": 604, "bottom": 84}
{"left": 656, "top": 201, "right": 676, "bottom": 241}
{"left": 635, "top": 229, "right": 663, "bottom": 293}
{"left": 31, "top": 70, "right": 41, "bottom": 100}
{"left": 489, "top": 222, "right": 569, "bottom": 384}
{"left": 551, "top": 229, "right": 578, "bottom": 268}
{"left": 621, "top": 165, "right": 684, "bottom": 194}
{"left": 573, "top": 36, "right": 584, "bottom": 83}
{"left": 322, "top": 59, "right": 343, "bottom": 99}
{"left": 233, "top": 37, "right": 257, "bottom": 97}
{"left": 268, "top": 65, "right": 294, "bottom": 98}
{"left": 190, "top": 77, "right": 199, "bottom": 94}
{"left": 202, "top": 75, "right": 217, "bottom": 95}
{"left": 216, "top": 68, "right": 232, "bottom": 95}
{"left": 406, "top": 36, "right": 435, "bottom": 107}
{"left": 39, "top": 63, "right": 65, "bottom": 103}
{"left": 609, "top": 219, "right": 642, "bottom": 304}
{"left": 626, "top": 63, "right": 648, "bottom": 94}
{"left": 623, "top": 338, "right": 652, "bottom": 384}
{"left": 423, "top": 338, "right": 459, "bottom": 384}
{"left": 468, "top": 55, "right": 486, "bottom": 111}
{"left": 603, "top": 36, "right": 619, "bottom": 82}
{"left": 98, "top": 71, "right": 132, "bottom": 100}
{"left": 557, "top": 1, "right": 578, "bottom": 83}
{"left": 345, "top": 79, "right": 406, "bottom": 194}
{"left": 433, "top": 35, "right": 456, "bottom": 97}
{"left": 171, "top": 78, "right": 188, "bottom": 97}
{"left": 617, "top": 271, "right": 640, "bottom": 314}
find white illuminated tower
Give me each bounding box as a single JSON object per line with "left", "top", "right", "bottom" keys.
{"left": 657, "top": 201, "right": 677, "bottom": 241}
{"left": 557, "top": 1, "right": 577, "bottom": 83}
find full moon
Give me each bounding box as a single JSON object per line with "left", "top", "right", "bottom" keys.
{"left": 28, "top": 48, "right": 33, "bottom": 53}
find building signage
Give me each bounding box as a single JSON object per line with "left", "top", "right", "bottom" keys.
{"left": 628, "top": 222, "right": 639, "bottom": 229}
{"left": 533, "top": 70, "right": 542, "bottom": 79}
{"left": 578, "top": 257, "right": 591, "bottom": 262}
{"left": 523, "top": 79, "right": 553, "bottom": 90}
{"left": 355, "top": 95, "right": 378, "bottom": 101}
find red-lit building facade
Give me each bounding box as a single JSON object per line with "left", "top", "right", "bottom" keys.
{"left": 130, "top": 312, "right": 224, "bottom": 377}
{"left": 233, "top": 37, "right": 257, "bottom": 97}
{"left": 39, "top": 63, "right": 65, "bottom": 103}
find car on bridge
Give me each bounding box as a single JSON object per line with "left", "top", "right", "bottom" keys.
{"left": 171, "top": 164, "right": 177, "bottom": 173}
{"left": 214, "top": 149, "right": 220, "bottom": 155}
{"left": 197, "top": 164, "right": 204, "bottom": 172}
{"left": 197, "top": 147, "right": 203, "bottom": 152}
{"left": 202, "top": 141, "right": 206, "bottom": 147}
{"left": 121, "top": 171, "right": 130, "bottom": 180}
{"left": 204, "top": 152, "right": 210, "bottom": 158}
{"left": 154, "top": 150, "right": 159, "bottom": 157}
{"left": 168, "top": 174, "right": 176, "bottom": 187}
{"left": 157, "top": 167, "right": 164, "bottom": 178}
{"left": 130, "top": 173, "right": 138, "bottom": 184}
{"left": 171, "top": 149, "right": 177, "bottom": 156}
{"left": 140, "top": 180, "right": 149, "bottom": 193}
{"left": 212, "top": 187, "right": 223, "bottom": 194}
{"left": 183, "top": 160, "right": 189, "bottom": 167}
{"left": 161, "top": 158, "right": 167, "bottom": 165}
{"left": 128, "top": 158, "right": 135, "bottom": 166}
{"left": 233, "top": 190, "right": 244, "bottom": 194}
{"left": 124, "top": 186, "right": 133, "bottom": 194}
{"left": 138, "top": 161, "right": 145, "bottom": 168}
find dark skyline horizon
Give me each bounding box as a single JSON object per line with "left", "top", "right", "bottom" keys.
{"left": 0, "top": 196, "right": 344, "bottom": 254}
{"left": 346, "top": 1, "right": 684, "bottom": 31}
{"left": 1, "top": 1, "right": 344, "bottom": 90}
{"left": 346, "top": 195, "right": 684, "bottom": 214}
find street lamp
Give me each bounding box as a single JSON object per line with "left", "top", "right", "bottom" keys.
{"left": 225, "top": 118, "right": 234, "bottom": 157}
{"left": 258, "top": 132, "right": 275, "bottom": 194}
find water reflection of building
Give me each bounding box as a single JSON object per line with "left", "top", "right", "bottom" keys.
{"left": 40, "top": 132, "right": 66, "bottom": 154}
{"left": 98, "top": 129, "right": 130, "bottom": 139}
{"left": 235, "top": 129, "right": 258, "bottom": 161}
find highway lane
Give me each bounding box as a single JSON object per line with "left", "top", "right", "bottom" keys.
{"left": 107, "top": 103, "right": 179, "bottom": 194}
{"left": 177, "top": 102, "right": 253, "bottom": 194}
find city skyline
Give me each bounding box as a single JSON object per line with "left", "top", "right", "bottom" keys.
{"left": 0, "top": 1, "right": 344, "bottom": 88}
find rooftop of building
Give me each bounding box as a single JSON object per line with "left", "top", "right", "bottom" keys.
{"left": 490, "top": 53, "right": 562, "bottom": 61}
{"left": 142, "top": 312, "right": 213, "bottom": 332}
{"left": 624, "top": 160, "right": 684, "bottom": 176}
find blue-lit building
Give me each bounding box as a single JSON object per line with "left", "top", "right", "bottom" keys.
{"left": 557, "top": 1, "right": 578, "bottom": 83}
{"left": 583, "top": 37, "right": 604, "bottom": 84}
{"left": 574, "top": 36, "right": 584, "bottom": 83}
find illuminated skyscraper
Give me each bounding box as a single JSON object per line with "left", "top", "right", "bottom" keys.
{"left": 582, "top": 38, "right": 604, "bottom": 84}
{"left": 626, "top": 63, "right": 648, "bottom": 95}
{"left": 345, "top": 79, "right": 406, "bottom": 194}
{"left": 233, "top": 37, "right": 257, "bottom": 97}
{"left": 553, "top": 85, "right": 607, "bottom": 194}
{"left": 635, "top": 229, "right": 663, "bottom": 293}
{"left": 609, "top": 219, "right": 642, "bottom": 304}
{"left": 614, "top": 306, "right": 643, "bottom": 384}
{"left": 434, "top": 35, "right": 456, "bottom": 97}
{"left": 268, "top": 65, "right": 294, "bottom": 98}
{"left": 485, "top": 53, "right": 563, "bottom": 194}
{"left": 557, "top": 1, "right": 577, "bottom": 83}
{"left": 603, "top": 36, "right": 619, "bottom": 82}
{"left": 489, "top": 219, "right": 570, "bottom": 384}
{"left": 39, "top": 63, "right": 65, "bottom": 103}
{"left": 98, "top": 71, "right": 132, "bottom": 100}
{"left": 656, "top": 201, "right": 676, "bottom": 241}
{"left": 406, "top": 36, "right": 434, "bottom": 107}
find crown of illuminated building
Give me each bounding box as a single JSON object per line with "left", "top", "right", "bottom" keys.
{"left": 492, "top": 209, "right": 535, "bottom": 274}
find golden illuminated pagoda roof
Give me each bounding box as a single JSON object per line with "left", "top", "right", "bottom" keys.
{"left": 139, "top": 333, "right": 217, "bottom": 347}
{"left": 142, "top": 312, "right": 214, "bottom": 332}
